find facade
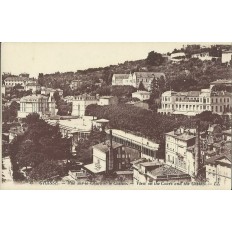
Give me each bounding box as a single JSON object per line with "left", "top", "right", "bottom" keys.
{"left": 106, "top": 129, "right": 159, "bottom": 161}
{"left": 4, "top": 76, "right": 29, "bottom": 88}
{"left": 158, "top": 88, "right": 232, "bottom": 116}
{"left": 17, "top": 94, "right": 55, "bottom": 118}
{"left": 170, "top": 52, "right": 186, "bottom": 62}
{"left": 132, "top": 72, "right": 166, "bottom": 91}
{"left": 191, "top": 52, "right": 211, "bottom": 61}
{"left": 165, "top": 127, "right": 198, "bottom": 177}
{"left": 98, "top": 96, "right": 118, "bottom": 106}
{"left": 71, "top": 94, "right": 98, "bottom": 117}
{"left": 41, "top": 87, "right": 63, "bottom": 96}
{"left": 85, "top": 140, "right": 124, "bottom": 173}
{"left": 132, "top": 90, "right": 151, "bottom": 101}
{"left": 25, "top": 83, "right": 41, "bottom": 93}
{"left": 111, "top": 73, "right": 133, "bottom": 86}
{"left": 205, "top": 154, "right": 231, "bottom": 186}
{"left": 221, "top": 51, "right": 232, "bottom": 64}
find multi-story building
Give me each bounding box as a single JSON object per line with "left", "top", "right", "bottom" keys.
{"left": 210, "top": 91, "right": 232, "bottom": 115}
{"left": 158, "top": 88, "right": 231, "bottom": 116}
{"left": 205, "top": 153, "right": 231, "bottom": 186}
{"left": 191, "top": 52, "right": 211, "bottom": 61}
{"left": 131, "top": 72, "right": 166, "bottom": 91}
{"left": 71, "top": 94, "right": 98, "bottom": 117}
{"left": 132, "top": 90, "right": 151, "bottom": 101}
{"left": 4, "top": 76, "right": 29, "bottom": 88}
{"left": 17, "top": 94, "right": 55, "bottom": 118}
{"left": 41, "top": 87, "right": 63, "bottom": 97}
{"left": 165, "top": 127, "right": 197, "bottom": 177}
{"left": 112, "top": 73, "right": 134, "bottom": 86}
{"left": 98, "top": 96, "right": 118, "bottom": 106}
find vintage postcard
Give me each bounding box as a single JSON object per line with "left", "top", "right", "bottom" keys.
{"left": 1, "top": 42, "right": 231, "bottom": 190}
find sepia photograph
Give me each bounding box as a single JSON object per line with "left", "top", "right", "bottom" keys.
{"left": 1, "top": 42, "right": 231, "bottom": 190}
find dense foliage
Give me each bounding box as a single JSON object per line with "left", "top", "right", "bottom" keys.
{"left": 9, "top": 113, "right": 71, "bottom": 182}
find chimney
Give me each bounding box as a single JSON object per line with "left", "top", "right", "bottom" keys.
{"left": 195, "top": 119, "right": 201, "bottom": 177}
{"left": 110, "top": 129, "right": 113, "bottom": 149}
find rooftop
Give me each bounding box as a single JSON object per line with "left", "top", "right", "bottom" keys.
{"left": 93, "top": 140, "right": 123, "bottom": 153}
{"left": 5, "top": 76, "right": 29, "bottom": 81}
{"left": 210, "top": 79, "right": 232, "bottom": 85}
{"left": 100, "top": 96, "right": 115, "bottom": 99}
{"left": 165, "top": 130, "right": 196, "bottom": 141}
{"left": 106, "top": 129, "right": 159, "bottom": 150}
{"left": 133, "top": 72, "right": 165, "bottom": 79}
{"left": 113, "top": 74, "right": 130, "bottom": 79}
{"left": 20, "top": 94, "right": 48, "bottom": 101}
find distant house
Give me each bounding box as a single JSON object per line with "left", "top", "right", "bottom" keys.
{"left": 25, "top": 83, "right": 41, "bottom": 93}
{"left": 191, "top": 52, "right": 211, "bottom": 61}
{"left": 4, "top": 76, "right": 29, "bottom": 88}
{"left": 132, "top": 90, "right": 151, "bottom": 101}
{"left": 132, "top": 72, "right": 166, "bottom": 91}
{"left": 222, "top": 50, "right": 232, "bottom": 64}
{"left": 70, "top": 80, "right": 82, "bottom": 90}
{"left": 170, "top": 52, "right": 186, "bottom": 62}
{"left": 71, "top": 94, "right": 98, "bottom": 117}
{"left": 98, "top": 96, "right": 118, "bottom": 106}
{"left": 111, "top": 73, "right": 134, "bottom": 86}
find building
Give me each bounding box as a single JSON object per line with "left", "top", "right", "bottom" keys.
{"left": 221, "top": 50, "right": 232, "bottom": 64}
{"left": 4, "top": 76, "right": 29, "bottom": 88}
{"left": 63, "top": 96, "right": 75, "bottom": 103}
{"left": 158, "top": 88, "right": 231, "bottom": 116}
{"left": 41, "top": 87, "right": 63, "bottom": 97}
{"left": 70, "top": 80, "right": 82, "bottom": 90}
{"left": 132, "top": 159, "right": 190, "bottom": 184}
{"left": 25, "top": 83, "right": 41, "bottom": 93}
{"left": 210, "top": 79, "right": 232, "bottom": 90}
{"left": 2, "top": 85, "right": 5, "bottom": 95}
{"left": 223, "top": 129, "right": 232, "bottom": 141}
{"left": 17, "top": 94, "right": 55, "bottom": 118}
{"left": 132, "top": 90, "right": 151, "bottom": 101}
{"left": 111, "top": 73, "right": 133, "bottom": 86}
{"left": 126, "top": 101, "right": 149, "bottom": 110}
{"left": 165, "top": 127, "right": 198, "bottom": 177}
{"left": 71, "top": 94, "right": 98, "bottom": 117}
{"left": 106, "top": 129, "right": 159, "bottom": 161}
{"left": 4, "top": 75, "right": 37, "bottom": 88}
{"left": 170, "top": 52, "right": 186, "bottom": 62}
{"left": 191, "top": 52, "right": 211, "bottom": 61}
{"left": 85, "top": 129, "right": 141, "bottom": 174}
{"left": 205, "top": 153, "right": 231, "bottom": 186}
{"left": 46, "top": 116, "right": 97, "bottom": 153}
{"left": 98, "top": 96, "right": 118, "bottom": 106}
{"left": 132, "top": 72, "right": 166, "bottom": 91}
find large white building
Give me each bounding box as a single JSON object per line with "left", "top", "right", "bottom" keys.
{"left": 17, "top": 94, "right": 55, "bottom": 118}
{"left": 158, "top": 86, "right": 232, "bottom": 116}
{"left": 111, "top": 74, "right": 134, "bottom": 86}
{"left": 112, "top": 72, "right": 165, "bottom": 91}
{"left": 4, "top": 76, "right": 37, "bottom": 88}
{"left": 71, "top": 94, "right": 98, "bottom": 117}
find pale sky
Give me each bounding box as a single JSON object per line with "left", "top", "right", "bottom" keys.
{"left": 1, "top": 42, "right": 230, "bottom": 78}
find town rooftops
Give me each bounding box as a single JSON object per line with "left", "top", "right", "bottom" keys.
{"left": 113, "top": 74, "right": 131, "bottom": 79}
{"left": 93, "top": 140, "right": 123, "bottom": 153}
{"left": 133, "top": 72, "right": 165, "bottom": 79}
{"left": 205, "top": 154, "right": 231, "bottom": 165}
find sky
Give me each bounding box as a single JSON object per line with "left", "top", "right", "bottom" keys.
{"left": 1, "top": 42, "right": 230, "bottom": 78}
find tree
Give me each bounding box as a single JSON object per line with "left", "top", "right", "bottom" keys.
{"left": 146, "top": 51, "right": 164, "bottom": 66}
{"left": 138, "top": 81, "right": 146, "bottom": 91}
{"left": 24, "top": 113, "right": 40, "bottom": 125}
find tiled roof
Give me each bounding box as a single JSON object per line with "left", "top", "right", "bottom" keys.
{"left": 113, "top": 74, "right": 130, "bottom": 79}
{"left": 134, "top": 72, "right": 165, "bottom": 79}
{"left": 149, "top": 164, "right": 187, "bottom": 176}
{"left": 5, "top": 76, "right": 28, "bottom": 81}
